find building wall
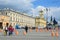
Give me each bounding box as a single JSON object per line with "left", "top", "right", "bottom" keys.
{"left": 0, "top": 9, "right": 35, "bottom": 28}
{"left": 0, "top": 15, "right": 10, "bottom": 29}
{"left": 35, "top": 17, "right": 46, "bottom": 28}
{"left": 35, "top": 12, "right": 46, "bottom": 28}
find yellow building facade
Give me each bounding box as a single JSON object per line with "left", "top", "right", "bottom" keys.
{"left": 0, "top": 8, "right": 35, "bottom": 29}
{"left": 35, "top": 10, "right": 46, "bottom": 28}
{"left": 0, "top": 15, "right": 10, "bottom": 29}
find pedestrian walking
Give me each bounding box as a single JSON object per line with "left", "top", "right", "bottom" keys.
{"left": 25, "top": 25, "right": 28, "bottom": 33}
{"left": 4, "top": 24, "right": 8, "bottom": 35}
{"left": 8, "top": 25, "right": 14, "bottom": 36}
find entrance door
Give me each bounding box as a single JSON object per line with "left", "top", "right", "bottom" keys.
{"left": 0, "top": 22, "right": 3, "bottom": 29}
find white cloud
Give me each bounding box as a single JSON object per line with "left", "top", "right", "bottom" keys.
{"left": 0, "top": 0, "right": 35, "bottom": 4}
{"left": 48, "top": 7, "right": 60, "bottom": 17}
{"left": 0, "top": 0, "right": 60, "bottom": 21}
{"left": 0, "top": 0, "right": 36, "bottom": 13}
{"left": 29, "top": 6, "right": 46, "bottom": 17}
{"left": 28, "top": 6, "right": 60, "bottom": 23}
{"left": 29, "top": 6, "right": 60, "bottom": 18}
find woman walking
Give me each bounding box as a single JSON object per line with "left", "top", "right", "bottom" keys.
{"left": 8, "top": 25, "right": 14, "bottom": 36}
{"left": 4, "top": 24, "right": 8, "bottom": 35}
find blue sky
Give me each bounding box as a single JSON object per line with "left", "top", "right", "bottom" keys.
{"left": 33, "top": 0, "right": 60, "bottom": 7}
{"left": 0, "top": 0, "right": 60, "bottom": 24}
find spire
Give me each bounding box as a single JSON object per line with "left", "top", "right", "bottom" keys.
{"left": 39, "top": 10, "right": 44, "bottom": 19}
{"left": 50, "top": 16, "right": 52, "bottom": 22}
{"left": 50, "top": 16, "right": 53, "bottom": 24}
{"left": 46, "top": 8, "right": 48, "bottom": 12}
{"left": 53, "top": 17, "right": 58, "bottom": 25}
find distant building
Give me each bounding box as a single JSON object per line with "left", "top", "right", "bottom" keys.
{"left": 46, "top": 16, "right": 53, "bottom": 29}
{"left": 0, "top": 8, "right": 35, "bottom": 29}
{"left": 53, "top": 18, "right": 58, "bottom": 25}
{"left": 53, "top": 17, "right": 58, "bottom": 28}
{"left": 0, "top": 15, "right": 10, "bottom": 29}
{"left": 47, "top": 16, "right": 58, "bottom": 29}
{"left": 35, "top": 10, "right": 46, "bottom": 28}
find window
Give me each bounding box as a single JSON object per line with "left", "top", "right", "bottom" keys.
{"left": 10, "top": 17, "right": 12, "bottom": 21}
{"left": 15, "top": 17, "right": 16, "bottom": 21}
{"left": 6, "top": 12, "right": 7, "bottom": 15}
{"left": 16, "top": 18, "right": 17, "bottom": 22}
{"left": 12, "top": 17, "right": 13, "bottom": 21}
{"left": 13, "top": 17, "right": 15, "bottom": 21}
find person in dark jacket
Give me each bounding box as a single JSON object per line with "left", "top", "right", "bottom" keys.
{"left": 25, "top": 25, "right": 28, "bottom": 33}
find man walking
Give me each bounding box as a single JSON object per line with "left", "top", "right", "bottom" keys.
{"left": 25, "top": 25, "right": 28, "bottom": 33}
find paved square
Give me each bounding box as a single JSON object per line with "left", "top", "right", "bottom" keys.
{"left": 0, "top": 29, "right": 60, "bottom": 40}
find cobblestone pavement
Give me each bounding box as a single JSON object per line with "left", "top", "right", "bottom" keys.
{"left": 0, "top": 29, "right": 60, "bottom": 40}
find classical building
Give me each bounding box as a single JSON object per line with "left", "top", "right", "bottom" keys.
{"left": 35, "top": 10, "right": 46, "bottom": 28}
{"left": 0, "top": 8, "right": 35, "bottom": 29}
{"left": 0, "top": 15, "right": 10, "bottom": 29}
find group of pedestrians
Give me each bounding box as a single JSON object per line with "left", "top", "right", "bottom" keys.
{"left": 4, "top": 24, "right": 14, "bottom": 36}
{"left": 4, "top": 24, "right": 30, "bottom": 36}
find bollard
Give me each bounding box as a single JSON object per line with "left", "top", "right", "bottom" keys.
{"left": 23, "top": 31, "right": 26, "bottom": 35}
{"left": 0, "top": 29, "right": 3, "bottom": 32}
{"left": 40, "top": 28, "right": 43, "bottom": 32}
{"left": 16, "top": 30, "right": 19, "bottom": 35}
{"left": 55, "top": 31, "right": 59, "bottom": 37}
{"left": 51, "top": 30, "right": 55, "bottom": 37}
{"left": 29, "top": 29, "right": 32, "bottom": 32}
{"left": 36, "top": 28, "right": 38, "bottom": 32}
{"left": 45, "top": 29, "right": 48, "bottom": 32}
{"left": 14, "top": 29, "right": 19, "bottom": 35}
